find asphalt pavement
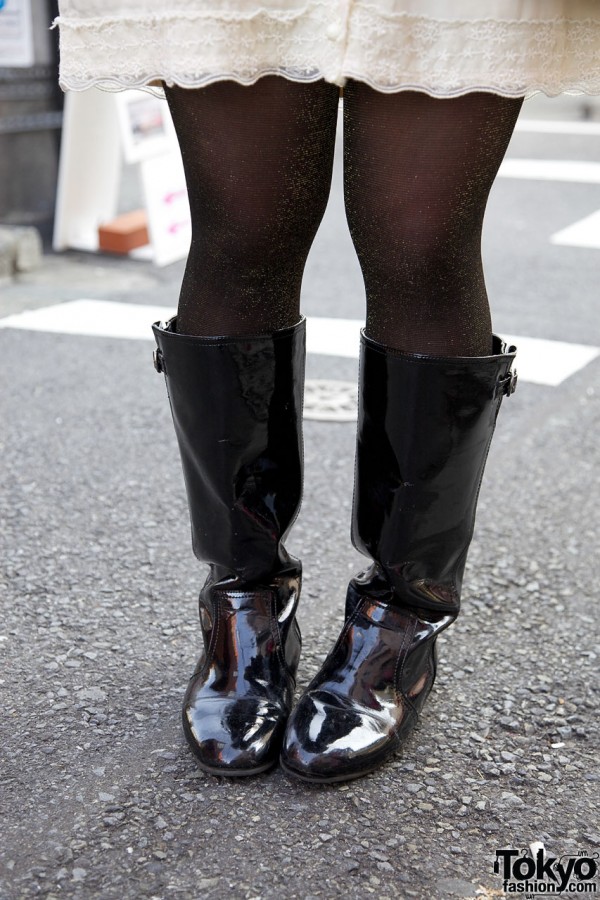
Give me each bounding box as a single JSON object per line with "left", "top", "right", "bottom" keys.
{"left": 1, "top": 94, "right": 599, "bottom": 899}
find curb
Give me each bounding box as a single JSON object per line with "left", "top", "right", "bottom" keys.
{"left": 0, "top": 225, "right": 43, "bottom": 282}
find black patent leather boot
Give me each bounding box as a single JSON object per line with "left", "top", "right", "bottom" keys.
{"left": 152, "top": 316, "right": 305, "bottom": 776}
{"left": 281, "top": 331, "right": 517, "bottom": 783}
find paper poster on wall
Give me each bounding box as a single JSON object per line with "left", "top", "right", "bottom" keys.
{"left": 0, "top": 0, "right": 34, "bottom": 67}
{"left": 140, "top": 152, "right": 191, "bottom": 267}
{"left": 115, "top": 91, "right": 177, "bottom": 164}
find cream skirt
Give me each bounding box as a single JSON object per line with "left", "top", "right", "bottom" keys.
{"left": 53, "top": 0, "right": 600, "bottom": 98}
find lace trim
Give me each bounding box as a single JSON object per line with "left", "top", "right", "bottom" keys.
{"left": 53, "top": 6, "right": 600, "bottom": 98}
{"left": 55, "top": 72, "right": 600, "bottom": 102}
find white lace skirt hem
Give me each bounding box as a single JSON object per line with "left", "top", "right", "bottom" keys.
{"left": 52, "top": 6, "right": 600, "bottom": 100}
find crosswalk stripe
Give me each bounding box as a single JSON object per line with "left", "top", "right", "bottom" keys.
{"left": 551, "top": 209, "right": 600, "bottom": 249}
{"left": 1, "top": 299, "right": 598, "bottom": 388}
{"left": 514, "top": 119, "right": 600, "bottom": 137}
{"left": 498, "top": 159, "right": 600, "bottom": 184}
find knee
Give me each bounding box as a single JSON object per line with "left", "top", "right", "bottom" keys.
{"left": 191, "top": 189, "right": 323, "bottom": 272}
{"left": 347, "top": 194, "right": 481, "bottom": 281}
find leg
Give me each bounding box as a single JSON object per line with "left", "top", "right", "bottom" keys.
{"left": 154, "top": 77, "right": 339, "bottom": 775}
{"left": 343, "top": 86, "right": 523, "bottom": 356}
{"left": 164, "top": 76, "right": 339, "bottom": 336}
{"left": 281, "top": 88, "right": 521, "bottom": 783}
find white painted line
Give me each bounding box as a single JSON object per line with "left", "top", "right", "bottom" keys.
{"left": 0, "top": 299, "right": 174, "bottom": 340}
{"left": 0, "top": 300, "right": 598, "bottom": 387}
{"left": 305, "top": 315, "right": 361, "bottom": 359}
{"left": 308, "top": 318, "right": 600, "bottom": 388}
{"left": 498, "top": 159, "right": 600, "bottom": 184}
{"left": 551, "top": 209, "right": 600, "bottom": 249}
{"left": 515, "top": 119, "right": 600, "bottom": 136}
{"left": 500, "top": 334, "right": 599, "bottom": 387}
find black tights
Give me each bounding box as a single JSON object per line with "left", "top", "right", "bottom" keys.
{"left": 165, "top": 78, "right": 523, "bottom": 356}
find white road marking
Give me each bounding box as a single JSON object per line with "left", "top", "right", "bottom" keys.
{"left": 0, "top": 299, "right": 170, "bottom": 341}
{"left": 551, "top": 208, "right": 600, "bottom": 249}
{"left": 515, "top": 119, "right": 600, "bottom": 137}
{"left": 500, "top": 334, "right": 599, "bottom": 387}
{"left": 498, "top": 159, "right": 600, "bottom": 184}
{"left": 305, "top": 315, "right": 360, "bottom": 359}
{"left": 1, "top": 299, "right": 598, "bottom": 388}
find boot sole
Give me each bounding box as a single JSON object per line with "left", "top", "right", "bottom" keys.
{"left": 279, "top": 757, "right": 382, "bottom": 784}
{"left": 191, "top": 757, "right": 276, "bottom": 778}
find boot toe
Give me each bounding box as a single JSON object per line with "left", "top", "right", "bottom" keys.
{"left": 281, "top": 691, "right": 400, "bottom": 783}
{"left": 183, "top": 697, "right": 285, "bottom": 775}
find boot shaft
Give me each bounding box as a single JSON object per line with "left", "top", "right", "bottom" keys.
{"left": 352, "top": 332, "right": 517, "bottom": 613}
{"left": 153, "top": 317, "right": 306, "bottom": 583}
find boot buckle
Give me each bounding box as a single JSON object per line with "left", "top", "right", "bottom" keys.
{"left": 499, "top": 368, "right": 518, "bottom": 396}
{"left": 153, "top": 349, "right": 163, "bottom": 373}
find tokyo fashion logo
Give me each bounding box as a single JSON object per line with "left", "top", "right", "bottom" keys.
{"left": 494, "top": 847, "right": 599, "bottom": 895}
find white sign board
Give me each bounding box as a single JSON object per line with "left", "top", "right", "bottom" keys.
{"left": 54, "top": 88, "right": 191, "bottom": 266}
{"left": 53, "top": 89, "right": 122, "bottom": 252}
{"left": 0, "top": 0, "right": 34, "bottom": 67}
{"left": 140, "top": 152, "right": 191, "bottom": 267}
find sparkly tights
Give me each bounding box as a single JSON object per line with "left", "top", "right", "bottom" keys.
{"left": 165, "top": 78, "right": 523, "bottom": 356}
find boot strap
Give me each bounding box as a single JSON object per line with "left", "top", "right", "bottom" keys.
{"left": 498, "top": 368, "right": 518, "bottom": 396}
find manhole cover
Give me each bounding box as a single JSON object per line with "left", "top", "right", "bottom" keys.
{"left": 304, "top": 379, "right": 357, "bottom": 422}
